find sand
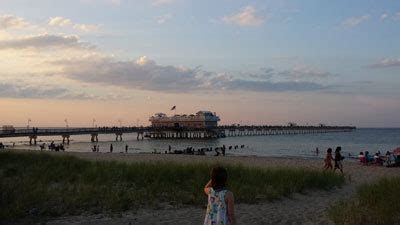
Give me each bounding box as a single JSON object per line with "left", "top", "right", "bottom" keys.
{"left": 33, "top": 152, "right": 399, "bottom": 225}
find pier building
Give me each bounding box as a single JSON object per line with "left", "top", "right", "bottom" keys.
{"left": 149, "top": 111, "right": 220, "bottom": 129}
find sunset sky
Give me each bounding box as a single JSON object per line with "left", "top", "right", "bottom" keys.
{"left": 0, "top": 0, "right": 399, "bottom": 128}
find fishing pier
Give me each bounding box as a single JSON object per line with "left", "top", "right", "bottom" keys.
{"left": 0, "top": 111, "right": 356, "bottom": 144}
{"left": 0, "top": 125, "right": 356, "bottom": 145}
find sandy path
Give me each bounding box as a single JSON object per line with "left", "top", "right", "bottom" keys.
{"left": 34, "top": 152, "right": 398, "bottom": 225}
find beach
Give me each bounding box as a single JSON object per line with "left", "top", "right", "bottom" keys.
{"left": 35, "top": 151, "right": 399, "bottom": 225}
{"left": 2, "top": 0, "right": 400, "bottom": 224}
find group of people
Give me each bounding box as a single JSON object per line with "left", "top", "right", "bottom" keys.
{"left": 322, "top": 146, "right": 399, "bottom": 172}
{"left": 163, "top": 144, "right": 246, "bottom": 156}
{"left": 323, "top": 146, "right": 345, "bottom": 174}
{"left": 0, "top": 142, "right": 16, "bottom": 149}
{"left": 91, "top": 145, "right": 100, "bottom": 152}
{"left": 41, "top": 141, "right": 65, "bottom": 152}
{"left": 164, "top": 146, "right": 207, "bottom": 155}
{"left": 91, "top": 144, "right": 130, "bottom": 153}
{"left": 358, "top": 150, "right": 398, "bottom": 166}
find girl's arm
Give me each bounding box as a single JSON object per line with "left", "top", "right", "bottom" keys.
{"left": 226, "top": 191, "right": 237, "bottom": 225}
{"left": 204, "top": 180, "right": 212, "bottom": 195}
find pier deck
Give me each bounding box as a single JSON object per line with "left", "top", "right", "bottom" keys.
{"left": 0, "top": 125, "right": 356, "bottom": 145}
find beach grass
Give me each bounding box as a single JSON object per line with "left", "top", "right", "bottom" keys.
{"left": 0, "top": 151, "right": 344, "bottom": 221}
{"left": 329, "top": 177, "right": 400, "bottom": 225}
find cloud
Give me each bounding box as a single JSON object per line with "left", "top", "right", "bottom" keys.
{"left": 227, "top": 79, "right": 325, "bottom": 92}
{"left": 156, "top": 13, "right": 172, "bottom": 24}
{"left": 341, "top": 15, "right": 369, "bottom": 28}
{"left": 244, "top": 66, "right": 331, "bottom": 82}
{"left": 0, "top": 34, "right": 93, "bottom": 50}
{"left": 369, "top": 58, "right": 400, "bottom": 68}
{"left": 380, "top": 13, "right": 388, "bottom": 20}
{"left": 0, "top": 14, "right": 28, "bottom": 29}
{"left": 48, "top": 16, "right": 100, "bottom": 32}
{"left": 135, "top": 55, "right": 150, "bottom": 65}
{"left": 277, "top": 65, "right": 331, "bottom": 80}
{"left": 48, "top": 17, "right": 72, "bottom": 26}
{"left": 51, "top": 56, "right": 327, "bottom": 93}
{"left": 0, "top": 13, "right": 328, "bottom": 95}
{"left": 202, "top": 72, "right": 326, "bottom": 92}
{"left": 0, "top": 81, "right": 93, "bottom": 99}
{"left": 246, "top": 68, "right": 275, "bottom": 80}
{"left": 152, "top": 0, "right": 176, "bottom": 7}
{"left": 73, "top": 24, "right": 100, "bottom": 32}
{"left": 53, "top": 56, "right": 206, "bottom": 92}
{"left": 222, "top": 6, "right": 264, "bottom": 27}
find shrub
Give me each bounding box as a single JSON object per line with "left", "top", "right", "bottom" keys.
{"left": 329, "top": 177, "right": 400, "bottom": 225}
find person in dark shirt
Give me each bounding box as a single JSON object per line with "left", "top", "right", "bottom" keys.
{"left": 334, "top": 146, "right": 344, "bottom": 174}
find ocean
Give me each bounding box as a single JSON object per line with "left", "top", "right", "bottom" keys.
{"left": 1, "top": 128, "right": 399, "bottom": 159}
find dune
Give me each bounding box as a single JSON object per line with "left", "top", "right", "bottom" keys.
{"left": 24, "top": 151, "right": 398, "bottom": 225}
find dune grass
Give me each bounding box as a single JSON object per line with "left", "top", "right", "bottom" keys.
{"left": 329, "top": 177, "right": 400, "bottom": 225}
{"left": 0, "top": 151, "right": 344, "bottom": 221}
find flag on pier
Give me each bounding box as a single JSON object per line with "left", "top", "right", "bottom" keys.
{"left": 171, "top": 105, "right": 176, "bottom": 111}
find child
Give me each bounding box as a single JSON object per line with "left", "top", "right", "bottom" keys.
{"left": 323, "top": 148, "right": 333, "bottom": 170}
{"left": 204, "top": 167, "right": 237, "bottom": 225}
{"left": 358, "top": 152, "right": 366, "bottom": 164}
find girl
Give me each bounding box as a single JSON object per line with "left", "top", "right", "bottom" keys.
{"left": 204, "top": 167, "right": 237, "bottom": 225}
{"left": 323, "top": 148, "right": 333, "bottom": 170}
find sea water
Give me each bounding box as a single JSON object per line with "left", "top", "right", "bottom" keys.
{"left": 1, "top": 128, "right": 399, "bottom": 158}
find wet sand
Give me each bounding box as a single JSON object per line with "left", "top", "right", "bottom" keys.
{"left": 25, "top": 151, "right": 399, "bottom": 225}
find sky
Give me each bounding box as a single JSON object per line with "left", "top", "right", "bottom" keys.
{"left": 0, "top": 0, "right": 399, "bottom": 128}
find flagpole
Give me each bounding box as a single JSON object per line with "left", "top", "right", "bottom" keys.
{"left": 170, "top": 105, "right": 177, "bottom": 116}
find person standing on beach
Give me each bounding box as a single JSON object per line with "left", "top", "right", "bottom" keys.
{"left": 125, "top": 144, "right": 128, "bottom": 153}
{"left": 214, "top": 147, "right": 220, "bottom": 156}
{"left": 110, "top": 144, "right": 113, "bottom": 153}
{"left": 204, "top": 167, "right": 237, "bottom": 225}
{"left": 334, "top": 146, "right": 344, "bottom": 174}
{"left": 323, "top": 148, "right": 333, "bottom": 170}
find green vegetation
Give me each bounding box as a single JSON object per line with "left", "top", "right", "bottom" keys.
{"left": 329, "top": 177, "right": 400, "bottom": 225}
{"left": 0, "top": 151, "right": 344, "bottom": 221}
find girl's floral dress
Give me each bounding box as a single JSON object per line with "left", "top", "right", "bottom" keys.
{"left": 204, "top": 188, "right": 229, "bottom": 225}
